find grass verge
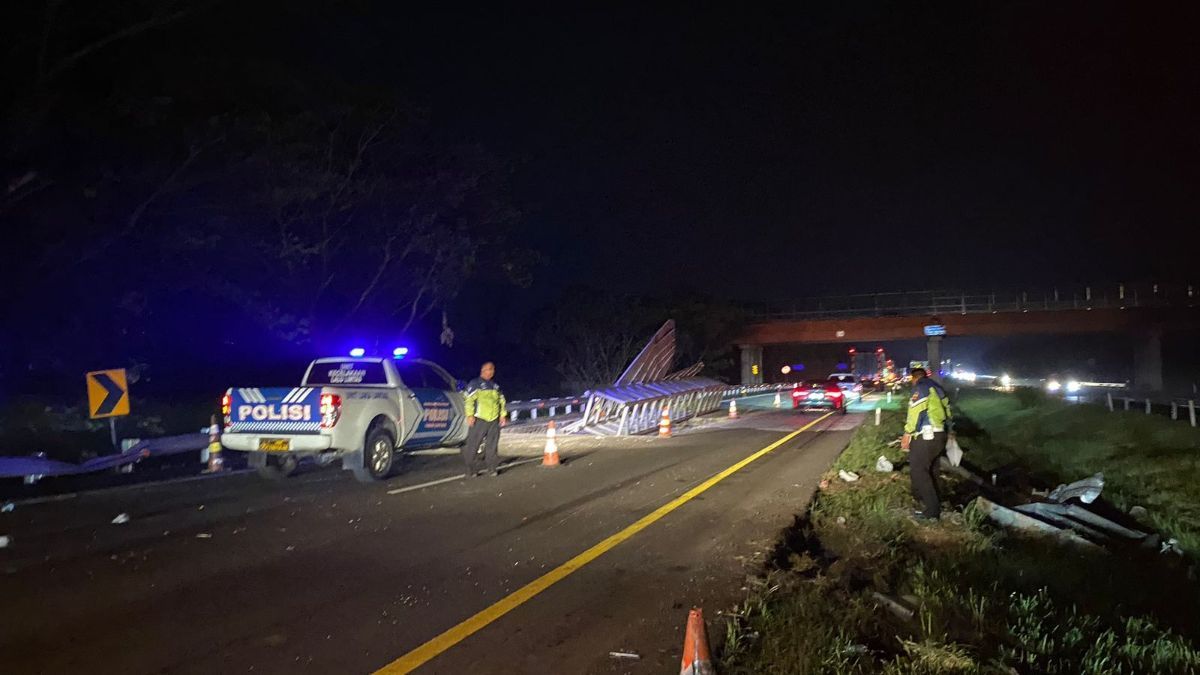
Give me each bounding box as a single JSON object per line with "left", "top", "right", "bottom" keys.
{"left": 956, "top": 388, "right": 1200, "bottom": 556}
{"left": 720, "top": 402, "right": 1200, "bottom": 674}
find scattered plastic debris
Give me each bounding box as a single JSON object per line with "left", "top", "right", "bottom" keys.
{"left": 836, "top": 516, "right": 847, "bottom": 525}
{"left": 609, "top": 652, "right": 640, "bottom": 660}
{"left": 1161, "top": 538, "right": 1184, "bottom": 556}
{"left": 1, "top": 502, "right": 14, "bottom": 512}
{"left": 875, "top": 456, "right": 894, "bottom": 472}
{"left": 195, "top": 533, "right": 213, "bottom": 539}
{"left": 838, "top": 469, "right": 860, "bottom": 482}
{"left": 111, "top": 513, "right": 131, "bottom": 525}
{"left": 0, "top": 535, "right": 9, "bottom": 548}
{"left": 1048, "top": 473, "right": 1104, "bottom": 504}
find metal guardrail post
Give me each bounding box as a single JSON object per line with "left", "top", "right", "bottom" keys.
{"left": 1190, "top": 400, "right": 1197, "bottom": 428}
{"left": 1106, "top": 392, "right": 1114, "bottom": 412}
{"left": 1145, "top": 398, "right": 1151, "bottom": 415}
{"left": 1172, "top": 401, "right": 1178, "bottom": 420}
{"left": 1123, "top": 398, "right": 1130, "bottom": 411}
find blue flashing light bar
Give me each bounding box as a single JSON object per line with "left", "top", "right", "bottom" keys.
{"left": 349, "top": 347, "right": 366, "bottom": 357}
{"left": 392, "top": 347, "right": 409, "bottom": 359}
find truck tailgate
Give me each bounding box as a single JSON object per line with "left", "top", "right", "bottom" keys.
{"left": 228, "top": 387, "right": 323, "bottom": 434}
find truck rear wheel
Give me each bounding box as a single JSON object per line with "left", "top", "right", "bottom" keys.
{"left": 352, "top": 427, "right": 396, "bottom": 482}
{"left": 251, "top": 452, "right": 299, "bottom": 480}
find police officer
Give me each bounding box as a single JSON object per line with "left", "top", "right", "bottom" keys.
{"left": 461, "top": 361, "right": 507, "bottom": 478}
{"left": 900, "top": 367, "right": 953, "bottom": 520}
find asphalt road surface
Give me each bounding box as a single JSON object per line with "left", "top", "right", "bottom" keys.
{"left": 1, "top": 404, "right": 862, "bottom": 674}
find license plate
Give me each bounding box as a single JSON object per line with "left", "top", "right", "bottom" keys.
{"left": 258, "top": 438, "right": 290, "bottom": 452}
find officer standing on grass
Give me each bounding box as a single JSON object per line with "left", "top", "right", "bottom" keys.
{"left": 461, "top": 361, "right": 507, "bottom": 478}
{"left": 900, "top": 367, "right": 953, "bottom": 520}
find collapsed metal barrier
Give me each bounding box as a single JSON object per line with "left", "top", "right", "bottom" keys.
{"left": 563, "top": 378, "right": 727, "bottom": 436}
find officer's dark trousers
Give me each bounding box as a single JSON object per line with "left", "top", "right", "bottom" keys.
{"left": 461, "top": 419, "right": 501, "bottom": 474}
{"left": 909, "top": 431, "right": 947, "bottom": 517}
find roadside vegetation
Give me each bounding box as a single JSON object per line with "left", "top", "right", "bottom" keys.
{"left": 957, "top": 389, "right": 1200, "bottom": 556}
{"left": 720, "top": 392, "right": 1200, "bottom": 674}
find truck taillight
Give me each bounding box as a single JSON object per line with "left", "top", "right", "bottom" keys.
{"left": 320, "top": 393, "right": 342, "bottom": 429}
{"left": 221, "top": 391, "right": 232, "bottom": 430}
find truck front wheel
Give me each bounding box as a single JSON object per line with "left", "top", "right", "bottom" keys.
{"left": 353, "top": 427, "right": 396, "bottom": 482}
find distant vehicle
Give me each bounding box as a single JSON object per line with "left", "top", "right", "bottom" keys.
{"left": 792, "top": 380, "right": 848, "bottom": 414}
{"left": 827, "top": 373, "right": 865, "bottom": 401}
{"left": 220, "top": 352, "right": 469, "bottom": 482}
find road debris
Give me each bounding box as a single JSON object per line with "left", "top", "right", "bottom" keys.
{"left": 870, "top": 591, "right": 915, "bottom": 621}
{"left": 1048, "top": 473, "right": 1104, "bottom": 504}
{"left": 609, "top": 651, "right": 640, "bottom": 660}
{"left": 195, "top": 533, "right": 213, "bottom": 539}
{"left": 0, "top": 535, "right": 10, "bottom": 548}
{"left": 2, "top": 502, "right": 14, "bottom": 512}
{"left": 974, "top": 497, "right": 1101, "bottom": 549}
{"left": 838, "top": 469, "right": 860, "bottom": 482}
{"left": 1161, "top": 538, "right": 1184, "bottom": 556}
{"left": 1129, "top": 505, "right": 1149, "bottom": 519}
{"left": 111, "top": 513, "right": 131, "bottom": 525}
{"left": 875, "top": 455, "right": 894, "bottom": 472}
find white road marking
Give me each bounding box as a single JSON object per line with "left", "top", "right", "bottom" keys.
{"left": 385, "top": 458, "right": 544, "bottom": 495}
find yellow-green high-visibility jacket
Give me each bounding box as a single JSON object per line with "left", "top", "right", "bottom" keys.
{"left": 905, "top": 378, "right": 953, "bottom": 434}
{"left": 464, "top": 378, "right": 507, "bottom": 422}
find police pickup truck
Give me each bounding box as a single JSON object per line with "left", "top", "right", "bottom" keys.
{"left": 221, "top": 352, "right": 469, "bottom": 482}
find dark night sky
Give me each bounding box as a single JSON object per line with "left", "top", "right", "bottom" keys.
{"left": 315, "top": 2, "right": 1199, "bottom": 300}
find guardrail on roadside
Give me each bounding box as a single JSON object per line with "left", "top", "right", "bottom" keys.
{"left": 1103, "top": 392, "right": 1198, "bottom": 427}
{"left": 722, "top": 383, "right": 787, "bottom": 398}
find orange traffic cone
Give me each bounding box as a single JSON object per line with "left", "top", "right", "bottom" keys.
{"left": 728, "top": 399, "right": 739, "bottom": 419}
{"left": 658, "top": 406, "right": 672, "bottom": 437}
{"left": 206, "top": 415, "right": 224, "bottom": 473}
{"left": 541, "top": 420, "right": 561, "bottom": 467}
{"left": 679, "top": 608, "right": 716, "bottom": 675}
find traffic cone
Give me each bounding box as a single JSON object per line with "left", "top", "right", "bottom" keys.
{"left": 773, "top": 392, "right": 781, "bottom": 407}
{"left": 206, "top": 415, "right": 224, "bottom": 473}
{"left": 541, "top": 420, "right": 561, "bottom": 467}
{"left": 658, "top": 406, "right": 672, "bottom": 437}
{"left": 679, "top": 608, "right": 716, "bottom": 675}
{"left": 729, "top": 399, "right": 739, "bottom": 419}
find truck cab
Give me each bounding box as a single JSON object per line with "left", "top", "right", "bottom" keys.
{"left": 221, "top": 355, "right": 468, "bottom": 482}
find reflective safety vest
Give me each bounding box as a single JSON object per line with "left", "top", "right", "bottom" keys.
{"left": 464, "top": 378, "right": 507, "bottom": 422}
{"left": 905, "top": 377, "right": 953, "bottom": 434}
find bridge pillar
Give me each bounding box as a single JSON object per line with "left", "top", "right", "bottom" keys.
{"left": 926, "top": 336, "right": 943, "bottom": 382}
{"left": 739, "top": 345, "right": 763, "bottom": 385}
{"left": 1133, "top": 328, "right": 1163, "bottom": 392}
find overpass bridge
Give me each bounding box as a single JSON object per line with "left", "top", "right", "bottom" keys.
{"left": 735, "top": 283, "right": 1200, "bottom": 392}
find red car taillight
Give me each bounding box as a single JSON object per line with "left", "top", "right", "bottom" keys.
{"left": 221, "top": 391, "right": 232, "bottom": 430}
{"left": 320, "top": 393, "right": 342, "bottom": 429}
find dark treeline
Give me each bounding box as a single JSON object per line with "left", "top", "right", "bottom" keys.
{"left": 1, "top": 2, "right": 747, "bottom": 420}
{"left": 2, "top": 2, "right": 533, "bottom": 402}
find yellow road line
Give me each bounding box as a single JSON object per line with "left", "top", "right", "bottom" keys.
{"left": 374, "top": 412, "right": 833, "bottom": 674}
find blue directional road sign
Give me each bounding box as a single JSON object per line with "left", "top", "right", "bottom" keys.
{"left": 87, "top": 369, "right": 130, "bottom": 418}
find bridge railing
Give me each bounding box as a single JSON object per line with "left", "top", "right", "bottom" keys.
{"left": 561, "top": 378, "right": 727, "bottom": 436}
{"left": 755, "top": 283, "right": 1198, "bottom": 320}
{"left": 507, "top": 396, "right": 585, "bottom": 424}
